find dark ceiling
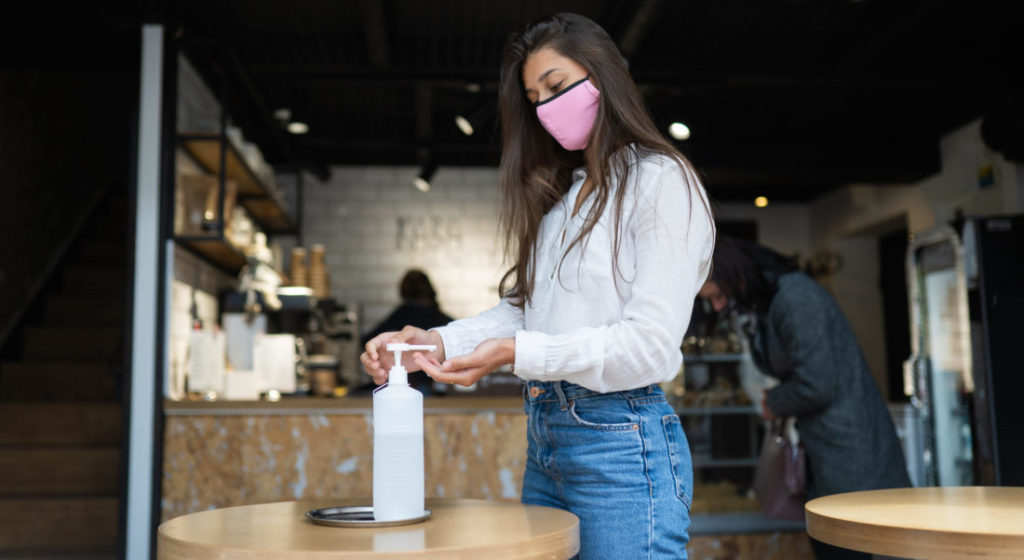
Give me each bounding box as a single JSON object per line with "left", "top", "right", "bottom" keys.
{"left": 31, "top": 1, "right": 1024, "bottom": 202}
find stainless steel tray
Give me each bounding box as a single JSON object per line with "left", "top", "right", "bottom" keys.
{"left": 306, "top": 506, "right": 432, "bottom": 528}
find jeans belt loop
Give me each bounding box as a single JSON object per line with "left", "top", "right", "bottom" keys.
{"left": 553, "top": 382, "right": 569, "bottom": 411}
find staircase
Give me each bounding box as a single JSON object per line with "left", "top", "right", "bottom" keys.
{"left": 0, "top": 195, "right": 127, "bottom": 559}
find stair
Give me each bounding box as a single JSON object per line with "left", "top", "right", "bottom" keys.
{"left": 0, "top": 497, "right": 118, "bottom": 550}
{"left": 0, "top": 189, "right": 127, "bottom": 558}
{"left": 22, "top": 327, "right": 122, "bottom": 362}
{"left": 0, "top": 448, "right": 120, "bottom": 496}
{"left": 75, "top": 239, "right": 125, "bottom": 265}
{"left": 0, "top": 403, "right": 122, "bottom": 446}
{"left": 0, "top": 363, "right": 118, "bottom": 401}
{"left": 43, "top": 296, "right": 124, "bottom": 328}
{"left": 61, "top": 265, "right": 127, "bottom": 298}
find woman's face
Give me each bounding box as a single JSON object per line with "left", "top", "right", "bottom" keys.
{"left": 521, "top": 46, "right": 589, "bottom": 105}
{"left": 698, "top": 280, "right": 730, "bottom": 313}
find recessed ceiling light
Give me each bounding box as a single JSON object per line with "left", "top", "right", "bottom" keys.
{"left": 754, "top": 196, "right": 769, "bottom": 208}
{"left": 668, "top": 122, "right": 691, "bottom": 140}
{"left": 287, "top": 121, "right": 309, "bottom": 135}
{"left": 465, "top": 83, "right": 482, "bottom": 93}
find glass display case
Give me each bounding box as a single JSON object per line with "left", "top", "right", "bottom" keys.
{"left": 666, "top": 313, "right": 805, "bottom": 534}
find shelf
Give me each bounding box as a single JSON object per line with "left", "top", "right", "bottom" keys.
{"left": 677, "top": 405, "right": 760, "bottom": 416}
{"left": 175, "top": 236, "right": 246, "bottom": 275}
{"left": 683, "top": 353, "right": 746, "bottom": 363}
{"left": 692, "top": 457, "right": 760, "bottom": 468}
{"left": 690, "top": 511, "right": 805, "bottom": 535}
{"left": 178, "top": 133, "right": 294, "bottom": 234}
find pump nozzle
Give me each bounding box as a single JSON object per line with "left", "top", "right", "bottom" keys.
{"left": 385, "top": 343, "right": 436, "bottom": 385}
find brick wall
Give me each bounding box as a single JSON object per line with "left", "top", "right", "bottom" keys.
{"left": 296, "top": 165, "right": 506, "bottom": 337}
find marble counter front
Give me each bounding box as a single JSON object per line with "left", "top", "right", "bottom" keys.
{"left": 162, "top": 397, "right": 812, "bottom": 559}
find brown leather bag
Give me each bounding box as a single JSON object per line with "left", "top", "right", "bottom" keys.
{"left": 753, "top": 418, "right": 807, "bottom": 521}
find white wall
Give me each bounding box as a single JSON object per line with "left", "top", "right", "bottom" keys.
{"left": 808, "top": 118, "right": 1024, "bottom": 400}
{"left": 298, "top": 166, "right": 506, "bottom": 336}
{"left": 714, "top": 202, "right": 812, "bottom": 257}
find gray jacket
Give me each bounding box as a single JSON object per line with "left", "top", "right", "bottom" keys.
{"left": 754, "top": 272, "right": 911, "bottom": 499}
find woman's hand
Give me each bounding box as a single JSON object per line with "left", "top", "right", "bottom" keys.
{"left": 414, "top": 337, "right": 515, "bottom": 387}
{"left": 360, "top": 326, "right": 446, "bottom": 385}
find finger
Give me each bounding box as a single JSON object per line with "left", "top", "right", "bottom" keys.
{"left": 414, "top": 353, "right": 446, "bottom": 378}
{"left": 393, "top": 325, "right": 423, "bottom": 344}
{"left": 417, "top": 357, "right": 484, "bottom": 386}
{"left": 442, "top": 355, "right": 477, "bottom": 371}
{"left": 364, "top": 334, "right": 389, "bottom": 361}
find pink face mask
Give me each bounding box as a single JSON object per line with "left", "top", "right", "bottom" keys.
{"left": 535, "top": 77, "right": 600, "bottom": 151}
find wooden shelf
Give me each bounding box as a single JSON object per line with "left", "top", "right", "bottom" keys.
{"left": 692, "top": 456, "right": 761, "bottom": 468}
{"left": 683, "top": 353, "right": 746, "bottom": 363}
{"left": 175, "top": 236, "right": 246, "bottom": 274}
{"left": 690, "top": 511, "right": 805, "bottom": 535}
{"left": 678, "top": 405, "right": 760, "bottom": 416}
{"left": 178, "top": 133, "right": 294, "bottom": 234}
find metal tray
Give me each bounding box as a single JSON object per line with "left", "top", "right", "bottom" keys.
{"left": 306, "top": 506, "right": 432, "bottom": 528}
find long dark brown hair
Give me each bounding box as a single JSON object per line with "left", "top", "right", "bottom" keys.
{"left": 497, "top": 12, "right": 715, "bottom": 306}
{"left": 710, "top": 236, "right": 799, "bottom": 314}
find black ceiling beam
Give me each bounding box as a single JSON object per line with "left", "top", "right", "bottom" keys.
{"left": 358, "top": 0, "right": 390, "bottom": 69}
{"left": 248, "top": 65, "right": 500, "bottom": 84}
{"left": 414, "top": 83, "right": 433, "bottom": 144}
{"left": 687, "top": 140, "right": 940, "bottom": 188}
{"left": 617, "top": 0, "right": 663, "bottom": 60}
{"left": 788, "top": 1, "right": 941, "bottom": 130}
{"left": 292, "top": 135, "right": 939, "bottom": 186}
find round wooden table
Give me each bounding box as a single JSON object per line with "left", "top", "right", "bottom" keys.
{"left": 157, "top": 498, "right": 579, "bottom": 559}
{"left": 805, "top": 486, "right": 1024, "bottom": 560}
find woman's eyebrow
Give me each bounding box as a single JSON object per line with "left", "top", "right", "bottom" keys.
{"left": 535, "top": 68, "right": 561, "bottom": 84}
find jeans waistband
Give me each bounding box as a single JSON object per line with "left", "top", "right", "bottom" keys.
{"left": 523, "top": 380, "right": 660, "bottom": 407}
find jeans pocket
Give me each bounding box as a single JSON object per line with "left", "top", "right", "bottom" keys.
{"left": 567, "top": 398, "right": 640, "bottom": 432}
{"left": 662, "top": 414, "right": 694, "bottom": 511}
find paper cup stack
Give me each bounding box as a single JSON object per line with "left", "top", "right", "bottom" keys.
{"left": 290, "top": 247, "right": 308, "bottom": 287}
{"left": 309, "top": 244, "right": 330, "bottom": 299}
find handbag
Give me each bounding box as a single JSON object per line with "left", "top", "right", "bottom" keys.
{"left": 752, "top": 417, "right": 807, "bottom": 521}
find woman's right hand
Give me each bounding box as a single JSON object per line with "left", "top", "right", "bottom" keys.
{"left": 360, "top": 326, "right": 446, "bottom": 385}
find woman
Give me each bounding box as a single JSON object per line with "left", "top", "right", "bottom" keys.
{"left": 361, "top": 269, "right": 453, "bottom": 394}
{"left": 698, "top": 236, "right": 910, "bottom": 560}
{"left": 362, "top": 13, "right": 715, "bottom": 559}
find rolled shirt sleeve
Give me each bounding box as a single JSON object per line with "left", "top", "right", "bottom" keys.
{"left": 432, "top": 297, "right": 524, "bottom": 360}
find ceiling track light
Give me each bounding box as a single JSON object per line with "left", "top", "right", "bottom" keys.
{"left": 414, "top": 151, "right": 438, "bottom": 192}
{"left": 454, "top": 98, "right": 494, "bottom": 137}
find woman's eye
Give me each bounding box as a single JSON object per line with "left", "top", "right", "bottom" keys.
{"left": 551, "top": 80, "right": 565, "bottom": 92}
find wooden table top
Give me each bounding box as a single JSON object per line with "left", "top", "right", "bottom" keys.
{"left": 157, "top": 498, "right": 579, "bottom": 560}
{"left": 805, "top": 486, "right": 1024, "bottom": 560}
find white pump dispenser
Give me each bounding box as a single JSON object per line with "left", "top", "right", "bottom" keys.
{"left": 372, "top": 343, "right": 434, "bottom": 521}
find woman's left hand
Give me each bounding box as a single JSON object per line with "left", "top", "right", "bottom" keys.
{"left": 761, "top": 393, "right": 776, "bottom": 421}
{"left": 413, "top": 337, "right": 515, "bottom": 387}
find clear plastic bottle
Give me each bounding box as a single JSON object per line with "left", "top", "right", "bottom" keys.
{"left": 372, "top": 343, "right": 432, "bottom": 521}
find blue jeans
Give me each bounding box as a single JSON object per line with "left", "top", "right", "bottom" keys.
{"left": 522, "top": 381, "right": 693, "bottom": 560}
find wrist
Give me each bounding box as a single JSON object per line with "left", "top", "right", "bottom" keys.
{"left": 430, "top": 330, "right": 446, "bottom": 362}
{"left": 503, "top": 337, "right": 516, "bottom": 367}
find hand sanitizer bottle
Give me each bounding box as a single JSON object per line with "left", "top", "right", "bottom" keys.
{"left": 372, "top": 343, "right": 434, "bottom": 521}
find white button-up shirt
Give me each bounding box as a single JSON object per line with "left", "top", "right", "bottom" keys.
{"left": 434, "top": 152, "right": 714, "bottom": 393}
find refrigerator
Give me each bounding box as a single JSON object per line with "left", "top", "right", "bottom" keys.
{"left": 904, "top": 215, "right": 1024, "bottom": 487}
